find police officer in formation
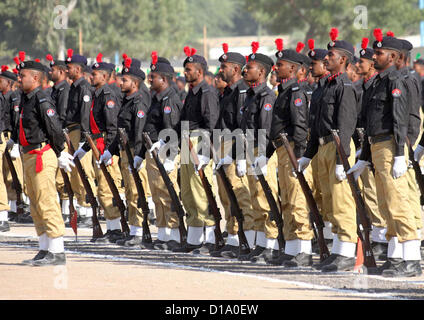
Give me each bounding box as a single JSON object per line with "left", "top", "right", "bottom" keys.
{"left": 2, "top": 27, "right": 423, "bottom": 278}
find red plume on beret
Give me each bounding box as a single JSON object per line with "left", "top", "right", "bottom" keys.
{"left": 222, "top": 43, "right": 229, "bottom": 54}
{"left": 34, "top": 58, "right": 40, "bottom": 63}
{"left": 361, "top": 38, "right": 369, "bottom": 50}
{"left": 329, "top": 28, "right": 339, "bottom": 42}
{"left": 13, "top": 57, "right": 20, "bottom": 66}
{"left": 251, "top": 41, "right": 259, "bottom": 54}
{"left": 124, "top": 57, "right": 132, "bottom": 68}
{"left": 96, "top": 53, "right": 103, "bottom": 63}
{"left": 12, "top": 68, "right": 18, "bottom": 74}
{"left": 151, "top": 51, "right": 158, "bottom": 65}
{"left": 19, "top": 51, "right": 25, "bottom": 62}
{"left": 122, "top": 53, "right": 128, "bottom": 60}
{"left": 308, "top": 39, "right": 315, "bottom": 51}
{"left": 373, "top": 28, "right": 383, "bottom": 42}
{"left": 67, "top": 48, "right": 73, "bottom": 58}
{"left": 191, "top": 48, "right": 197, "bottom": 56}
{"left": 1, "top": 65, "right": 8, "bottom": 73}
{"left": 386, "top": 31, "right": 395, "bottom": 37}
{"left": 296, "top": 42, "right": 305, "bottom": 53}
{"left": 245, "top": 55, "right": 249, "bottom": 63}
{"left": 46, "top": 54, "right": 54, "bottom": 62}
{"left": 184, "top": 46, "right": 191, "bottom": 57}
{"left": 275, "top": 38, "right": 283, "bottom": 51}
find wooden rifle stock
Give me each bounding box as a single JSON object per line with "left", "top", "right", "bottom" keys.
{"left": 330, "top": 130, "right": 376, "bottom": 268}
{"left": 59, "top": 168, "right": 78, "bottom": 236}
{"left": 4, "top": 148, "right": 24, "bottom": 216}
{"left": 142, "top": 132, "right": 187, "bottom": 245}
{"left": 118, "top": 128, "right": 152, "bottom": 244}
{"left": 278, "top": 133, "right": 329, "bottom": 261}
{"left": 83, "top": 132, "right": 130, "bottom": 235}
{"left": 63, "top": 129, "right": 103, "bottom": 239}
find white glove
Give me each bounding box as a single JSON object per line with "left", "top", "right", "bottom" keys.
{"left": 393, "top": 156, "right": 407, "bottom": 179}
{"left": 236, "top": 159, "right": 247, "bottom": 177}
{"left": 335, "top": 164, "right": 346, "bottom": 181}
{"left": 6, "top": 139, "right": 15, "bottom": 151}
{"left": 355, "top": 148, "right": 362, "bottom": 158}
{"left": 215, "top": 155, "right": 233, "bottom": 170}
{"left": 253, "top": 155, "right": 268, "bottom": 176}
{"left": 195, "top": 154, "right": 210, "bottom": 172}
{"left": 100, "top": 150, "right": 113, "bottom": 166}
{"left": 163, "top": 158, "right": 175, "bottom": 173}
{"left": 297, "top": 157, "right": 311, "bottom": 172}
{"left": 133, "top": 156, "right": 144, "bottom": 172}
{"left": 10, "top": 143, "right": 20, "bottom": 159}
{"left": 414, "top": 144, "right": 424, "bottom": 162}
{"left": 73, "top": 147, "right": 87, "bottom": 160}
{"left": 149, "top": 139, "right": 165, "bottom": 155}
{"left": 58, "top": 151, "right": 75, "bottom": 173}
{"left": 347, "top": 160, "right": 370, "bottom": 180}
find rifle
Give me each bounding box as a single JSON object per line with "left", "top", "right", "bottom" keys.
{"left": 243, "top": 136, "right": 285, "bottom": 251}
{"left": 60, "top": 168, "right": 78, "bottom": 237}
{"left": 84, "top": 132, "right": 130, "bottom": 235}
{"left": 278, "top": 133, "right": 330, "bottom": 261}
{"left": 4, "top": 148, "right": 24, "bottom": 216}
{"left": 187, "top": 137, "right": 225, "bottom": 251}
{"left": 63, "top": 129, "right": 103, "bottom": 240}
{"left": 142, "top": 132, "right": 187, "bottom": 245}
{"left": 330, "top": 129, "right": 376, "bottom": 268}
{"left": 118, "top": 128, "right": 152, "bottom": 245}
{"left": 208, "top": 137, "right": 251, "bottom": 256}
{"left": 406, "top": 137, "right": 424, "bottom": 206}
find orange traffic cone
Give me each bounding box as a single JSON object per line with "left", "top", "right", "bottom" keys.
{"left": 354, "top": 237, "right": 364, "bottom": 273}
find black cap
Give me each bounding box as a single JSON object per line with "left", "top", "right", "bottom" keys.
{"left": 399, "top": 39, "right": 413, "bottom": 51}
{"left": 372, "top": 31, "right": 403, "bottom": 52}
{"left": 0, "top": 66, "right": 17, "bottom": 81}
{"left": 248, "top": 53, "right": 274, "bottom": 69}
{"left": 65, "top": 49, "right": 87, "bottom": 66}
{"left": 92, "top": 53, "right": 114, "bottom": 72}
{"left": 219, "top": 52, "right": 246, "bottom": 66}
{"left": 17, "top": 60, "right": 46, "bottom": 73}
{"left": 151, "top": 61, "right": 175, "bottom": 75}
{"left": 84, "top": 65, "right": 92, "bottom": 73}
{"left": 183, "top": 54, "right": 207, "bottom": 68}
{"left": 300, "top": 54, "right": 312, "bottom": 67}
{"left": 275, "top": 49, "right": 303, "bottom": 65}
{"left": 359, "top": 48, "right": 374, "bottom": 60}
{"left": 308, "top": 48, "right": 328, "bottom": 60}
{"left": 122, "top": 58, "right": 146, "bottom": 80}
{"left": 327, "top": 40, "right": 355, "bottom": 57}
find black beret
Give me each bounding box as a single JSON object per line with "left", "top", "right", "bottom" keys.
{"left": 157, "top": 57, "right": 171, "bottom": 65}
{"left": 17, "top": 60, "right": 46, "bottom": 73}
{"left": 300, "top": 54, "right": 312, "bottom": 67}
{"left": 183, "top": 54, "right": 208, "bottom": 68}
{"left": 176, "top": 76, "right": 186, "bottom": 84}
{"left": 248, "top": 52, "right": 274, "bottom": 69}
{"left": 275, "top": 49, "right": 303, "bottom": 65}
{"left": 151, "top": 62, "right": 175, "bottom": 75}
{"left": 84, "top": 65, "right": 92, "bottom": 73}
{"left": 42, "top": 65, "right": 51, "bottom": 75}
{"left": 373, "top": 36, "right": 403, "bottom": 52}
{"left": 219, "top": 52, "right": 246, "bottom": 66}
{"left": 327, "top": 40, "right": 355, "bottom": 57}
{"left": 399, "top": 39, "right": 413, "bottom": 51}
{"left": 66, "top": 54, "right": 87, "bottom": 66}
{"left": 0, "top": 67, "right": 17, "bottom": 81}
{"left": 359, "top": 47, "right": 374, "bottom": 61}
{"left": 92, "top": 61, "right": 114, "bottom": 72}
{"left": 122, "top": 58, "right": 146, "bottom": 80}
{"left": 308, "top": 48, "right": 328, "bottom": 61}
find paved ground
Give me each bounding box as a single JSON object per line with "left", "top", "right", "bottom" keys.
{"left": 1, "top": 222, "right": 424, "bottom": 300}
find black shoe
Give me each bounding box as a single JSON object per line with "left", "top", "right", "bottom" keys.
{"left": 283, "top": 252, "right": 313, "bottom": 268}
{"left": 8, "top": 211, "right": 17, "bottom": 222}
{"left": 403, "top": 260, "right": 423, "bottom": 277}
{"left": 116, "top": 235, "right": 134, "bottom": 246}
{"left": 313, "top": 254, "right": 339, "bottom": 270}
{"left": 381, "top": 259, "right": 407, "bottom": 277}
{"left": 21, "top": 250, "right": 48, "bottom": 265}
{"left": 172, "top": 243, "right": 202, "bottom": 253}
{"left": 154, "top": 240, "right": 180, "bottom": 251}
{"left": 16, "top": 212, "right": 33, "bottom": 224}
{"left": 0, "top": 221, "right": 10, "bottom": 232}
{"left": 238, "top": 245, "right": 265, "bottom": 261}
{"left": 94, "top": 230, "right": 125, "bottom": 244}
{"left": 222, "top": 231, "right": 228, "bottom": 239}
{"left": 32, "top": 252, "right": 66, "bottom": 266}
{"left": 372, "top": 242, "right": 388, "bottom": 260}
{"left": 210, "top": 244, "right": 239, "bottom": 258}
{"left": 124, "top": 236, "right": 146, "bottom": 247}
{"left": 321, "top": 255, "right": 356, "bottom": 272}
{"left": 193, "top": 243, "right": 215, "bottom": 255}
{"left": 266, "top": 252, "right": 295, "bottom": 266}
{"left": 250, "top": 248, "right": 279, "bottom": 264}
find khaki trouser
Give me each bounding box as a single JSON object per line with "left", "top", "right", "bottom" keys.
{"left": 119, "top": 149, "right": 146, "bottom": 228}
{"left": 0, "top": 142, "right": 10, "bottom": 212}
{"left": 23, "top": 146, "right": 64, "bottom": 237}
{"left": 146, "top": 152, "right": 180, "bottom": 229}
{"left": 246, "top": 151, "right": 279, "bottom": 239}
{"left": 68, "top": 127, "right": 97, "bottom": 207}
{"left": 216, "top": 161, "right": 255, "bottom": 235}
{"left": 317, "top": 140, "right": 357, "bottom": 243}
{"left": 276, "top": 143, "right": 313, "bottom": 241}
{"left": 3, "top": 133, "right": 25, "bottom": 202}
{"left": 371, "top": 139, "right": 418, "bottom": 242}
{"left": 55, "top": 165, "right": 68, "bottom": 201}
{"left": 180, "top": 135, "right": 215, "bottom": 227}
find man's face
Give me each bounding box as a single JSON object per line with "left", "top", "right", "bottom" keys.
{"left": 357, "top": 58, "right": 374, "bottom": 76}
{"left": 414, "top": 63, "right": 424, "bottom": 77}
{"left": 176, "top": 80, "right": 185, "bottom": 91}
{"left": 149, "top": 72, "right": 165, "bottom": 91}
{"left": 243, "top": 61, "right": 262, "bottom": 83}
{"left": 373, "top": 48, "right": 394, "bottom": 71}
{"left": 324, "top": 49, "right": 344, "bottom": 73}
{"left": 91, "top": 70, "right": 106, "bottom": 87}
{"left": 214, "top": 76, "right": 226, "bottom": 91}
{"left": 18, "top": 69, "right": 37, "bottom": 93}
{"left": 184, "top": 63, "right": 200, "bottom": 84}
{"left": 66, "top": 63, "right": 81, "bottom": 80}
{"left": 275, "top": 59, "right": 292, "bottom": 79}
{"left": 121, "top": 75, "right": 135, "bottom": 93}
{"left": 219, "top": 62, "right": 235, "bottom": 83}
{"left": 0, "top": 77, "right": 9, "bottom": 92}
{"left": 309, "top": 59, "right": 326, "bottom": 78}
{"left": 50, "top": 66, "right": 62, "bottom": 82}
{"left": 115, "top": 76, "right": 123, "bottom": 87}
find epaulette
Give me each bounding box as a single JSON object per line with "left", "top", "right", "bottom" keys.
{"left": 103, "top": 89, "right": 112, "bottom": 95}
{"left": 388, "top": 69, "right": 400, "bottom": 81}
{"left": 11, "top": 97, "right": 18, "bottom": 102}
{"left": 163, "top": 96, "right": 169, "bottom": 101}
{"left": 292, "top": 86, "right": 300, "bottom": 91}
{"left": 343, "top": 82, "right": 352, "bottom": 86}
{"left": 59, "top": 87, "right": 65, "bottom": 91}
{"left": 239, "top": 89, "right": 247, "bottom": 94}
{"left": 201, "top": 87, "right": 209, "bottom": 93}
{"left": 260, "top": 90, "right": 269, "bottom": 97}
{"left": 306, "top": 91, "right": 313, "bottom": 95}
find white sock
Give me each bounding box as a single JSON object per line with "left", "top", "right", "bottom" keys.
{"left": 78, "top": 206, "right": 87, "bottom": 217}
{"left": 244, "top": 230, "right": 256, "bottom": 249}
{"left": 48, "top": 236, "right": 64, "bottom": 254}
{"left": 9, "top": 201, "right": 17, "bottom": 213}
{"left": 205, "top": 226, "right": 216, "bottom": 244}
{"left": 338, "top": 240, "right": 356, "bottom": 258}
{"left": 265, "top": 238, "right": 279, "bottom": 250}
{"left": 39, "top": 233, "right": 49, "bottom": 251}
{"left": 402, "top": 239, "right": 421, "bottom": 261}
{"left": 147, "top": 196, "right": 155, "bottom": 211}
{"left": 108, "top": 218, "right": 121, "bottom": 231}
{"left": 157, "top": 227, "right": 168, "bottom": 241}
{"left": 61, "top": 199, "right": 70, "bottom": 216}
{"left": 130, "top": 225, "right": 143, "bottom": 237}
{"left": 256, "top": 231, "right": 267, "bottom": 247}
{"left": 388, "top": 237, "right": 403, "bottom": 259}
{"left": 323, "top": 221, "right": 334, "bottom": 240}
{"left": 371, "top": 226, "right": 388, "bottom": 243}
{"left": 0, "top": 211, "right": 8, "bottom": 222}
{"left": 331, "top": 234, "right": 341, "bottom": 255}
{"left": 85, "top": 207, "right": 93, "bottom": 218}
{"left": 23, "top": 194, "right": 30, "bottom": 205}
{"left": 226, "top": 233, "right": 239, "bottom": 246}
{"left": 284, "top": 239, "right": 300, "bottom": 256}
{"left": 187, "top": 226, "right": 204, "bottom": 245}
{"left": 299, "top": 240, "right": 312, "bottom": 254}
{"left": 169, "top": 228, "right": 181, "bottom": 243}
{"left": 417, "top": 229, "right": 422, "bottom": 240}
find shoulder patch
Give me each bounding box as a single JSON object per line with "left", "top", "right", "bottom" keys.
{"left": 106, "top": 100, "right": 116, "bottom": 108}
{"left": 294, "top": 98, "right": 303, "bottom": 107}
{"left": 137, "top": 110, "right": 145, "bottom": 118}
{"left": 163, "top": 106, "right": 172, "bottom": 114}
{"left": 46, "top": 108, "right": 55, "bottom": 117}
{"left": 392, "top": 88, "right": 402, "bottom": 98}
{"left": 263, "top": 103, "right": 272, "bottom": 111}
{"left": 14, "top": 105, "right": 19, "bottom": 112}
{"left": 83, "top": 95, "right": 90, "bottom": 103}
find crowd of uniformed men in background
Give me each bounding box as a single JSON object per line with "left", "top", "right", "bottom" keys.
{"left": 1, "top": 26, "right": 424, "bottom": 278}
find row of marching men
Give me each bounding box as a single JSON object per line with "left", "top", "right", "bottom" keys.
{"left": 1, "top": 27, "right": 423, "bottom": 278}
